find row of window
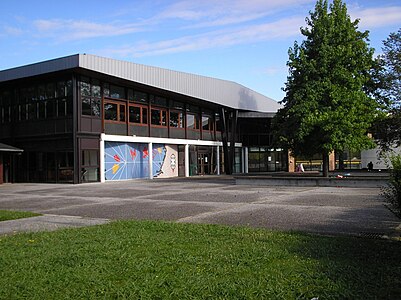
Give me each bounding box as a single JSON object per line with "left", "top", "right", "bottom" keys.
{"left": 1, "top": 99, "right": 72, "bottom": 123}
{"left": 104, "top": 101, "right": 217, "bottom": 131}
{"left": 79, "top": 77, "right": 202, "bottom": 120}
{"left": 80, "top": 77, "right": 170, "bottom": 107}
{"left": 0, "top": 80, "right": 73, "bottom": 106}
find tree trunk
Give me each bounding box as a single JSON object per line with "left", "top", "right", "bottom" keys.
{"left": 322, "top": 152, "right": 329, "bottom": 177}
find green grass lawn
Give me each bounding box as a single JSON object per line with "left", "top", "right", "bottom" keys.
{"left": 0, "top": 221, "right": 400, "bottom": 299}
{"left": 0, "top": 210, "right": 41, "bottom": 222}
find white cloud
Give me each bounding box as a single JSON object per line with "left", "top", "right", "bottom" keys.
{"left": 0, "top": 25, "right": 24, "bottom": 37}
{"left": 4, "top": 25, "right": 24, "bottom": 36}
{"left": 155, "top": 0, "right": 314, "bottom": 28}
{"left": 350, "top": 6, "right": 401, "bottom": 29}
{"left": 262, "top": 66, "right": 287, "bottom": 76}
{"left": 25, "top": 0, "right": 314, "bottom": 44}
{"left": 33, "top": 19, "right": 144, "bottom": 41}
{"left": 100, "top": 16, "right": 304, "bottom": 58}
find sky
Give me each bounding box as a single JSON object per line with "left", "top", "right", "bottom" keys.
{"left": 1, "top": 0, "right": 401, "bottom": 102}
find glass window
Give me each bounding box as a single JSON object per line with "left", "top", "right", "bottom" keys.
{"left": 3, "top": 106, "right": 10, "bottom": 123}
{"left": 170, "top": 100, "right": 184, "bottom": 110}
{"left": 104, "top": 101, "right": 126, "bottom": 122}
{"left": 151, "top": 108, "right": 167, "bottom": 126}
{"left": 187, "top": 104, "right": 199, "bottom": 113}
{"left": 104, "top": 103, "right": 117, "bottom": 120}
{"left": 19, "top": 88, "right": 28, "bottom": 103}
{"left": 151, "top": 109, "right": 161, "bottom": 125}
{"left": 133, "top": 91, "right": 147, "bottom": 103}
{"left": 57, "top": 99, "right": 67, "bottom": 117}
{"left": 92, "top": 98, "right": 100, "bottom": 117}
{"left": 186, "top": 114, "right": 194, "bottom": 129}
{"left": 127, "top": 89, "right": 134, "bottom": 101}
{"left": 170, "top": 111, "right": 183, "bottom": 128}
{"left": 110, "top": 85, "right": 125, "bottom": 99}
{"left": 142, "top": 108, "right": 148, "bottom": 124}
{"left": 161, "top": 110, "right": 167, "bottom": 126}
{"left": 56, "top": 81, "right": 66, "bottom": 98}
{"left": 103, "top": 83, "right": 110, "bottom": 97}
{"left": 46, "top": 83, "right": 55, "bottom": 99}
{"left": 28, "top": 103, "right": 37, "bottom": 120}
{"left": 38, "top": 102, "right": 46, "bottom": 119}
{"left": 27, "top": 86, "right": 36, "bottom": 102}
{"left": 82, "top": 150, "right": 99, "bottom": 166}
{"left": 202, "top": 115, "right": 212, "bottom": 131}
{"left": 67, "top": 98, "right": 73, "bottom": 116}
{"left": 82, "top": 97, "right": 91, "bottom": 116}
{"left": 215, "top": 113, "right": 221, "bottom": 131}
{"left": 46, "top": 101, "right": 55, "bottom": 119}
{"left": 186, "top": 113, "right": 199, "bottom": 130}
{"left": 38, "top": 84, "right": 46, "bottom": 100}
{"left": 151, "top": 95, "right": 167, "bottom": 107}
{"left": 20, "top": 104, "right": 27, "bottom": 121}
{"left": 66, "top": 80, "right": 73, "bottom": 97}
{"left": 129, "top": 106, "right": 141, "bottom": 123}
{"left": 80, "top": 77, "right": 91, "bottom": 96}
{"left": 119, "top": 104, "right": 126, "bottom": 122}
{"left": 92, "top": 79, "right": 101, "bottom": 98}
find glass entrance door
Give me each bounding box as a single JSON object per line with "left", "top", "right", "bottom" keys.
{"left": 197, "top": 152, "right": 212, "bottom": 175}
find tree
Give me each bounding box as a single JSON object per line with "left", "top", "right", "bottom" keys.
{"left": 272, "top": 0, "right": 379, "bottom": 177}
{"left": 373, "top": 29, "right": 401, "bottom": 150}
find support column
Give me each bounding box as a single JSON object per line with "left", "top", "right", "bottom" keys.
{"left": 0, "top": 153, "right": 3, "bottom": 184}
{"left": 216, "top": 145, "right": 220, "bottom": 175}
{"left": 100, "top": 135, "right": 105, "bottom": 183}
{"left": 229, "top": 110, "right": 238, "bottom": 174}
{"left": 149, "top": 142, "right": 153, "bottom": 179}
{"left": 241, "top": 147, "right": 245, "bottom": 173}
{"left": 185, "top": 144, "right": 189, "bottom": 177}
{"left": 244, "top": 147, "right": 249, "bottom": 174}
{"left": 329, "top": 151, "right": 336, "bottom": 171}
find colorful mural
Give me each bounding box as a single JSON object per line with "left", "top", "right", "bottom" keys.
{"left": 105, "top": 142, "right": 168, "bottom": 180}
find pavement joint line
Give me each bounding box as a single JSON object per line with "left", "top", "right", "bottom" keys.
{"left": 176, "top": 203, "right": 250, "bottom": 223}
{"left": 0, "top": 214, "right": 111, "bottom": 236}
{"left": 38, "top": 198, "right": 236, "bottom": 214}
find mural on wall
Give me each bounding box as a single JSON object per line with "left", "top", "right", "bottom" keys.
{"left": 104, "top": 142, "right": 178, "bottom": 180}
{"left": 156, "top": 145, "right": 178, "bottom": 178}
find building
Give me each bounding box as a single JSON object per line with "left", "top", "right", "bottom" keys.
{"left": 0, "top": 54, "right": 286, "bottom": 184}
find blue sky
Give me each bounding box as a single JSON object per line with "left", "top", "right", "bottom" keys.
{"left": 1, "top": 0, "right": 400, "bottom": 101}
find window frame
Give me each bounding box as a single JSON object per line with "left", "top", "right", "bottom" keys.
{"left": 202, "top": 114, "right": 213, "bottom": 132}
{"left": 150, "top": 107, "right": 168, "bottom": 127}
{"left": 169, "top": 109, "right": 184, "bottom": 129}
{"left": 186, "top": 112, "right": 200, "bottom": 130}
{"left": 104, "top": 99, "right": 126, "bottom": 123}
{"left": 128, "top": 103, "right": 148, "bottom": 125}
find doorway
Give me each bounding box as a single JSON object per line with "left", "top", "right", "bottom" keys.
{"left": 197, "top": 152, "right": 211, "bottom": 175}
{"left": 2, "top": 154, "right": 11, "bottom": 183}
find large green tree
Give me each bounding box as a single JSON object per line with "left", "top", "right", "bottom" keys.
{"left": 373, "top": 29, "right": 401, "bottom": 150}
{"left": 273, "top": 0, "right": 379, "bottom": 177}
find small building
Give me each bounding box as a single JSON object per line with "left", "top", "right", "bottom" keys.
{"left": 0, "top": 54, "right": 286, "bottom": 183}
{"left": 0, "top": 143, "right": 23, "bottom": 184}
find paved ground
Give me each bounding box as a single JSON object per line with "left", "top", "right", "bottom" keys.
{"left": 0, "top": 176, "right": 400, "bottom": 238}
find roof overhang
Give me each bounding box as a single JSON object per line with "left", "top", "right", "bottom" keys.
{"left": 0, "top": 54, "right": 282, "bottom": 114}
{"left": 0, "top": 143, "right": 24, "bottom": 153}
{"left": 238, "top": 111, "right": 276, "bottom": 118}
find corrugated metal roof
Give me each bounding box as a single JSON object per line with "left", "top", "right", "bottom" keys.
{"left": 0, "top": 54, "right": 281, "bottom": 113}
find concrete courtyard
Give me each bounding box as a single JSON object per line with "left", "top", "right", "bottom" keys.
{"left": 0, "top": 176, "right": 400, "bottom": 238}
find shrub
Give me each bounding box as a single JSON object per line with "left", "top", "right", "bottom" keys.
{"left": 382, "top": 154, "right": 401, "bottom": 214}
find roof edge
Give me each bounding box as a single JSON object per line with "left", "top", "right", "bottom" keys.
{"left": 0, "top": 54, "right": 80, "bottom": 82}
